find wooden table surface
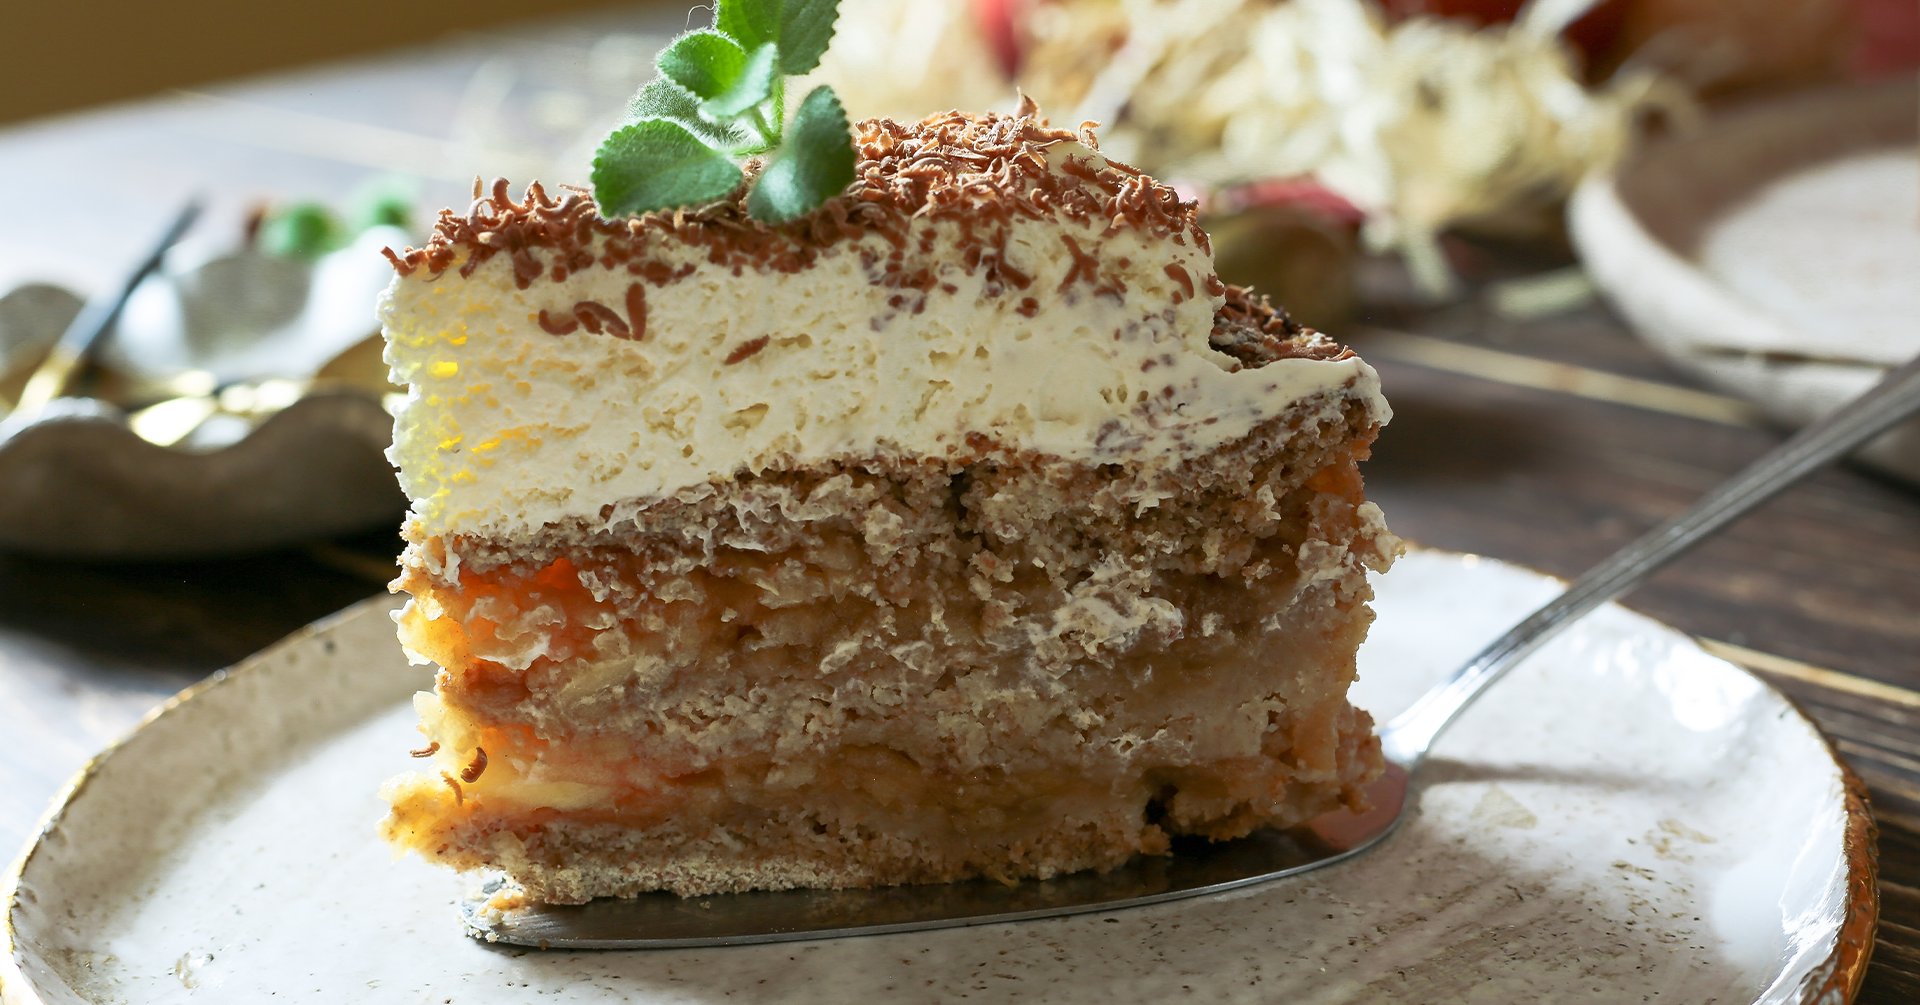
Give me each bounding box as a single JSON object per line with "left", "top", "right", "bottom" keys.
{"left": 2, "top": 9, "right": 1917, "bottom": 1001}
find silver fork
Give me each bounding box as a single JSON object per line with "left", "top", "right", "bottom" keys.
{"left": 466, "top": 351, "right": 1920, "bottom": 950}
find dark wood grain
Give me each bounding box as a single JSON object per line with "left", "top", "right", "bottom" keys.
{"left": 1864, "top": 826, "right": 1920, "bottom": 1003}
{"left": 1358, "top": 355, "right": 1920, "bottom": 685}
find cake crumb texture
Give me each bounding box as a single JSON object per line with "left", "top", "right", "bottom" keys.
{"left": 377, "top": 107, "right": 1396, "bottom": 903}
{"left": 382, "top": 393, "right": 1394, "bottom": 901}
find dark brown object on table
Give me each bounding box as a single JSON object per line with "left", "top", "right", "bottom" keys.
{"left": 1598, "top": 0, "right": 1857, "bottom": 99}
{"left": 0, "top": 391, "right": 406, "bottom": 559}
{"left": 1378, "top": 0, "right": 1920, "bottom": 97}
{"left": 1205, "top": 203, "right": 1359, "bottom": 332}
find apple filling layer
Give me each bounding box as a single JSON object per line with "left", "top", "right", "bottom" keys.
{"left": 382, "top": 405, "right": 1395, "bottom": 902}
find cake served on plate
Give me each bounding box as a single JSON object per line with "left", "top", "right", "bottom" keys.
{"left": 375, "top": 99, "right": 1397, "bottom": 903}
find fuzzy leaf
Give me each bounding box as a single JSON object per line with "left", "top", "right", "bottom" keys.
{"left": 656, "top": 31, "right": 747, "bottom": 102}
{"left": 715, "top": 0, "right": 778, "bottom": 53}
{"left": 626, "top": 77, "right": 749, "bottom": 148}
{"left": 747, "top": 86, "right": 856, "bottom": 223}
{"left": 627, "top": 75, "right": 704, "bottom": 122}
{"left": 716, "top": 0, "right": 841, "bottom": 76}
{"left": 772, "top": 0, "right": 840, "bottom": 75}
{"left": 593, "top": 119, "right": 744, "bottom": 216}
{"left": 703, "top": 42, "right": 780, "bottom": 119}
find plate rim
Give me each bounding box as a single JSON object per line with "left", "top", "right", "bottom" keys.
{"left": 0, "top": 554, "right": 1880, "bottom": 1005}
{"left": 0, "top": 596, "right": 394, "bottom": 1005}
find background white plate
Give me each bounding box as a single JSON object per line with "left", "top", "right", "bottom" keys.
{"left": 1570, "top": 73, "right": 1919, "bottom": 488}
{"left": 2, "top": 550, "right": 1875, "bottom": 1003}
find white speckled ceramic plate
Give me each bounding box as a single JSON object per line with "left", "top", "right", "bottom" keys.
{"left": 2, "top": 550, "right": 1875, "bottom": 1004}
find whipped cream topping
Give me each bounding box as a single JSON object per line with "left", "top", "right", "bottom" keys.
{"left": 382, "top": 142, "right": 1387, "bottom": 541}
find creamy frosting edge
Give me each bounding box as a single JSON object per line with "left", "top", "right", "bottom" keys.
{"left": 382, "top": 211, "right": 1388, "bottom": 542}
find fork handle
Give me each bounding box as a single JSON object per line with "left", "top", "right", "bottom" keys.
{"left": 1379, "top": 351, "right": 1920, "bottom": 769}
{"left": 11, "top": 199, "right": 200, "bottom": 416}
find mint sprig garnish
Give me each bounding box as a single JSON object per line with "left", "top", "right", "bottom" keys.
{"left": 625, "top": 78, "right": 749, "bottom": 148}
{"left": 593, "top": 120, "right": 745, "bottom": 217}
{"left": 591, "top": 0, "right": 856, "bottom": 223}
{"left": 748, "top": 86, "right": 856, "bottom": 223}
{"left": 718, "top": 0, "right": 839, "bottom": 76}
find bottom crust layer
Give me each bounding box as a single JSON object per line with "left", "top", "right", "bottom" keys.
{"left": 395, "top": 710, "right": 1380, "bottom": 904}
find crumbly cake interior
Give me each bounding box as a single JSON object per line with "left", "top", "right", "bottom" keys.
{"left": 382, "top": 387, "right": 1393, "bottom": 904}
{"left": 376, "top": 106, "right": 1396, "bottom": 904}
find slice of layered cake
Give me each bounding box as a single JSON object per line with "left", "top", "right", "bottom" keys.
{"left": 377, "top": 108, "right": 1397, "bottom": 904}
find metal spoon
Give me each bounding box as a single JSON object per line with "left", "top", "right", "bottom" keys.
{"left": 465, "top": 350, "right": 1920, "bottom": 950}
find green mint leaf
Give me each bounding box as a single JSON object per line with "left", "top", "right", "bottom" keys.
{"left": 747, "top": 86, "right": 855, "bottom": 223}
{"left": 593, "top": 119, "right": 744, "bottom": 216}
{"left": 715, "top": 0, "right": 841, "bottom": 75}
{"left": 627, "top": 75, "right": 704, "bottom": 121}
{"left": 626, "top": 77, "right": 750, "bottom": 148}
{"left": 715, "top": 0, "right": 778, "bottom": 53}
{"left": 703, "top": 42, "right": 780, "bottom": 119}
{"left": 773, "top": 0, "right": 839, "bottom": 75}
{"left": 595, "top": 2, "right": 849, "bottom": 219}
{"left": 656, "top": 31, "right": 748, "bottom": 102}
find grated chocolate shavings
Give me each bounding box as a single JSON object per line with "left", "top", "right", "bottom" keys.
{"left": 382, "top": 108, "right": 1209, "bottom": 298}
{"left": 724, "top": 335, "right": 771, "bottom": 365}
{"left": 383, "top": 110, "right": 1359, "bottom": 368}
{"left": 460, "top": 747, "right": 489, "bottom": 784}
{"left": 1208, "top": 286, "right": 1354, "bottom": 368}
{"left": 572, "top": 300, "right": 631, "bottom": 339}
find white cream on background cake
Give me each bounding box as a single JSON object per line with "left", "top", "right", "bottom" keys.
{"left": 376, "top": 107, "right": 1397, "bottom": 904}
